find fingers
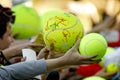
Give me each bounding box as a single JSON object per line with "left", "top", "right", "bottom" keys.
{"left": 37, "top": 47, "right": 49, "bottom": 59}
{"left": 80, "top": 61, "right": 97, "bottom": 64}
{"left": 72, "top": 39, "right": 80, "bottom": 49}
{"left": 21, "top": 57, "right": 26, "bottom": 62}
{"left": 39, "top": 47, "right": 48, "bottom": 53}
{"left": 81, "top": 54, "right": 98, "bottom": 60}
{"left": 37, "top": 43, "right": 55, "bottom": 59}
{"left": 30, "top": 44, "right": 45, "bottom": 52}
{"left": 48, "top": 43, "right": 55, "bottom": 59}
{"left": 79, "top": 54, "right": 101, "bottom": 64}
{"left": 80, "top": 59, "right": 100, "bottom": 64}
{"left": 49, "top": 43, "right": 54, "bottom": 51}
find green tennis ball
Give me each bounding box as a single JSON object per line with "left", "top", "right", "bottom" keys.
{"left": 12, "top": 4, "right": 41, "bottom": 39}
{"left": 83, "top": 76, "right": 106, "bottom": 80}
{"left": 79, "top": 33, "right": 107, "bottom": 60}
{"left": 107, "top": 64, "right": 118, "bottom": 73}
{"left": 43, "top": 10, "right": 84, "bottom": 54}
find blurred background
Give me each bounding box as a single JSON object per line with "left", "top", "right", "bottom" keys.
{"left": 0, "top": 0, "right": 120, "bottom": 80}
{"left": 0, "top": 0, "right": 120, "bottom": 34}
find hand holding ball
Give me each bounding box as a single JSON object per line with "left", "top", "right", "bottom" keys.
{"left": 79, "top": 33, "right": 107, "bottom": 60}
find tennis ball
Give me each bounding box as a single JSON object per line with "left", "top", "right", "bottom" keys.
{"left": 83, "top": 76, "right": 106, "bottom": 80}
{"left": 41, "top": 10, "right": 64, "bottom": 30}
{"left": 43, "top": 10, "right": 84, "bottom": 53}
{"left": 107, "top": 64, "right": 118, "bottom": 73}
{"left": 12, "top": 4, "right": 41, "bottom": 39}
{"left": 79, "top": 33, "right": 107, "bottom": 60}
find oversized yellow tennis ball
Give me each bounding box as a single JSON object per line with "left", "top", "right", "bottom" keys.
{"left": 79, "top": 33, "right": 107, "bottom": 60}
{"left": 41, "top": 10, "right": 64, "bottom": 31}
{"left": 83, "top": 76, "right": 106, "bottom": 80}
{"left": 107, "top": 64, "right": 118, "bottom": 73}
{"left": 43, "top": 10, "right": 84, "bottom": 53}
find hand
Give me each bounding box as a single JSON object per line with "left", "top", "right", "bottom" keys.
{"left": 9, "top": 56, "right": 23, "bottom": 64}
{"left": 37, "top": 43, "right": 57, "bottom": 80}
{"left": 62, "top": 39, "right": 100, "bottom": 65}
{"left": 3, "top": 42, "right": 44, "bottom": 60}
{"left": 37, "top": 47, "right": 49, "bottom": 59}
{"left": 87, "top": 16, "right": 116, "bottom": 33}
{"left": 21, "top": 57, "right": 26, "bottom": 62}
{"left": 37, "top": 43, "right": 63, "bottom": 60}
{"left": 95, "top": 67, "right": 117, "bottom": 79}
{"left": 28, "top": 43, "right": 45, "bottom": 53}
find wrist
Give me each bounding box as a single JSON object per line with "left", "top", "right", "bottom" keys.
{"left": 45, "top": 56, "right": 68, "bottom": 71}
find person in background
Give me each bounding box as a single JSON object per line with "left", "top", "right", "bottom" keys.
{"left": 0, "top": 4, "right": 44, "bottom": 66}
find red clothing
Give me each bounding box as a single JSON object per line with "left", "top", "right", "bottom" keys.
{"left": 76, "top": 63, "right": 102, "bottom": 77}
{"left": 108, "top": 32, "right": 120, "bottom": 47}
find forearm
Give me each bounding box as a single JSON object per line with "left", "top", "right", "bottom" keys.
{"left": 3, "top": 46, "right": 22, "bottom": 60}
{"left": 45, "top": 56, "right": 67, "bottom": 72}
{"left": 0, "top": 59, "right": 47, "bottom": 80}
{"left": 88, "top": 16, "right": 116, "bottom": 33}
{"left": 3, "top": 43, "right": 31, "bottom": 60}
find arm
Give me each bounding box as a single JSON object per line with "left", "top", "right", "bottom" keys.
{"left": 0, "top": 39, "right": 98, "bottom": 80}
{"left": 3, "top": 42, "right": 44, "bottom": 60}
{"left": 2, "top": 43, "right": 32, "bottom": 62}
{"left": 88, "top": 16, "right": 116, "bottom": 33}
{"left": 45, "top": 39, "right": 99, "bottom": 71}
{"left": 0, "top": 59, "right": 47, "bottom": 80}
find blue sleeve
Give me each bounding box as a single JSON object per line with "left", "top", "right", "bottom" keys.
{"left": 112, "top": 72, "right": 120, "bottom": 80}
{"left": 0, "top": 59, "right": 47, "bottom": 80}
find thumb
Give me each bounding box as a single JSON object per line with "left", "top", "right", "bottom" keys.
{"left": 72, "top": 39, "right": 80, "bottom": 50}
{"left": 48, "top": 43, "right": 55, "bottom": 59}
{"left": 21, "top": 57, "right": 26, "bottom": 62}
